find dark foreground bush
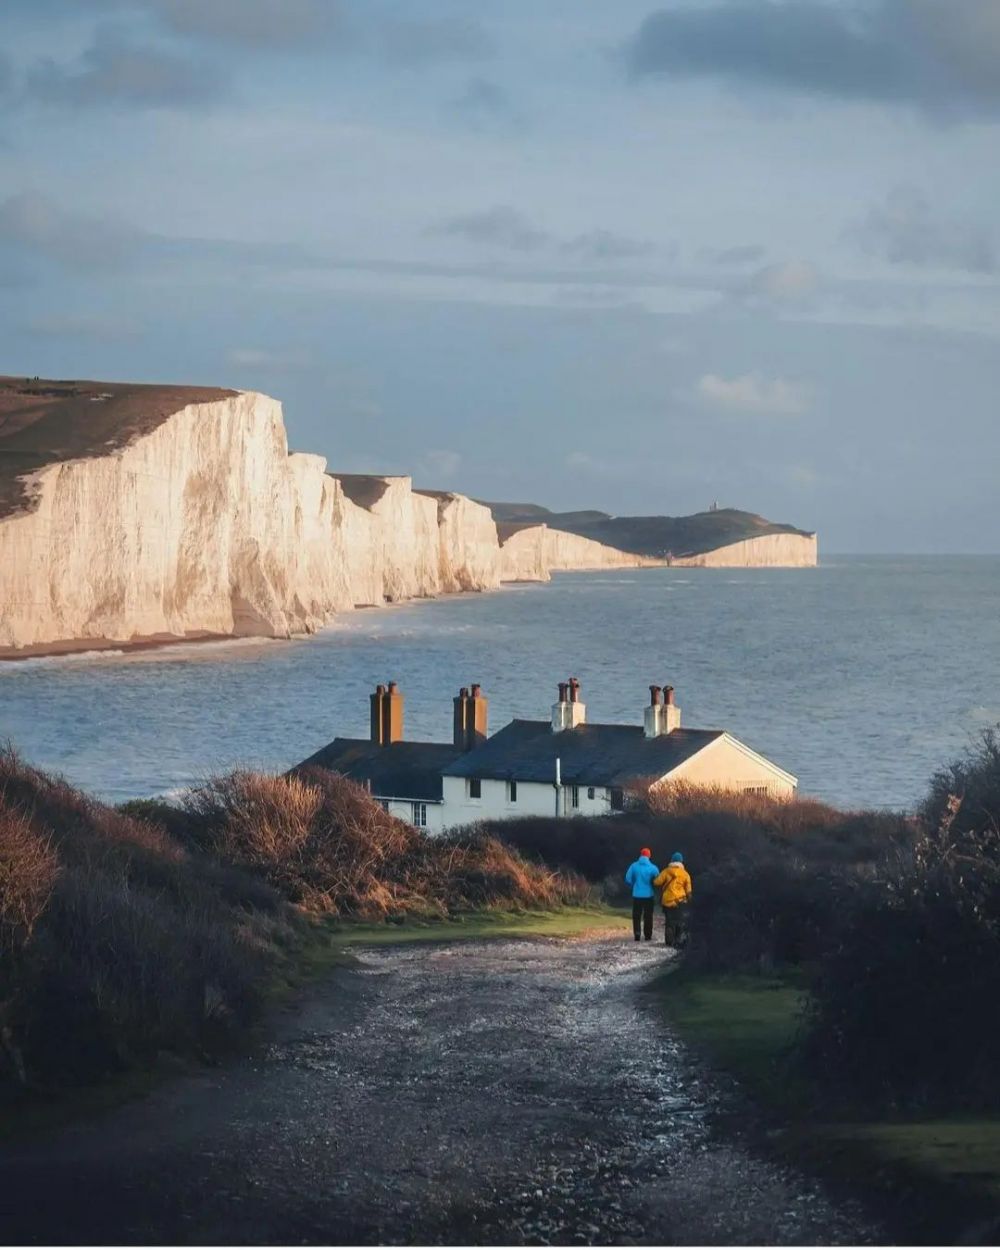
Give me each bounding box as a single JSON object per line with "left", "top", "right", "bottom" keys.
{"left": 803, "top": 734, "right": 1000, "bottom": 1112}
{"left": 0, "top": 750, "right": 589, "bottom": 1092}
{"left": 486, "top": 784, "right": 913, "bottom": 971}
{"left": 0, "top": 747, "right": 290, "bottom": 1091}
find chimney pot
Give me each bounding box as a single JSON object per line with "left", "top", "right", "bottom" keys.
{"left": 470, "top": 683, "right": 481, "bottom": 698}
{"left": 664, "top": 685, "right": 675, "bottom": 706}
{"left": 558, "top": 682, "right": 568, "bottom": 703}
{"left": 649, "top": 684, "right": 662, "bottom": 706}
{"left": 387, "top": 680, "right": 398, "bottom": 694}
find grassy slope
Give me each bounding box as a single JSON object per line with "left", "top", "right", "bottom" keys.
{"left": 326, "top": 905, "right": 629, "bottom": 946}
{"left": 656, "top": 971, "right": 1000, "bottom": 1231}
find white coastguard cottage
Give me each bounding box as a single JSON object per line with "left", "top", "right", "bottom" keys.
{"left": 295, "top": 677, "right": 796, "bottom": 830}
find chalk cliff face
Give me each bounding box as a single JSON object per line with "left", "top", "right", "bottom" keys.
{"left": 669, "top": 532, "right": 818, "bottom": 568}
{"left": 498, "top": 525, "right": 662, "bottom": 582}
{"left": 0, "top": 379, "right": 816, "bottom": 656}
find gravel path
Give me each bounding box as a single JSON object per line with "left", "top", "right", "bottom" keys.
{"left": 0, "top": 934, "right": 880, "bottom": 1245}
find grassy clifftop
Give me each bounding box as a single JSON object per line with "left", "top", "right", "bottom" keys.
{"left": 483, "top": 502, "right": 815, "bottom": 559}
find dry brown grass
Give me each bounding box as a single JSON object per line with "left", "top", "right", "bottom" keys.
{"left": 182, "top": 767, "right": 589, "bottom": 918}
{"left": 0, "top": 809, "right": 59, "bottom": 951}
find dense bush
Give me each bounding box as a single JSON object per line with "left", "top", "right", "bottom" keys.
{"left": 0, "top": 749, "right": 589, "bottom": 1092}
{"left": 803, "top": 734, "right": 1000, "bottom": 1112}
{"left": 486, "top": 784, "right": 913, "bottom": 971}
{"left": 0, "top": 747, "right": 289, "bottom": 1090}
{"left": 183, "top": 766, "right": 590, "bottom": 918}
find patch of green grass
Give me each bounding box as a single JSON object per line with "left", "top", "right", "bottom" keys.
{"left": 655, "top": 969, "right": 1000, "bottom": 1215}
{"left": 655, "top": 970, "right": 808, "bottom": 1109}
{"left": 325, "top": 905, "right": 630, "bottom": 946}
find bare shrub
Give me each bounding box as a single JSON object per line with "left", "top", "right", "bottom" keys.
{"left": 0, "top": 809, "right": 59, "bottom": 951}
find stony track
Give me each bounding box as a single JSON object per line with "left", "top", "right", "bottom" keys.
{"left": 0, "top": 935, "right": 879, "bottom": 1245}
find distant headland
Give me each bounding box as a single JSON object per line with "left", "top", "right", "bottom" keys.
{"left": 0, "top": 376, "right": 816, "bottom": 658}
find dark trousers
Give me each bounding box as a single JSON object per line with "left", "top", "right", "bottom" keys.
{"left": 632, "top": 897, "right": 654, "bottom": 940}
{"left": 663, "top": 905, "right": 688, "bottom": 947}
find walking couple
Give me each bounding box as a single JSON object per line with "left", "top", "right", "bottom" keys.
{"left": 626, "top": 848, "right": 692, "bottom": 947}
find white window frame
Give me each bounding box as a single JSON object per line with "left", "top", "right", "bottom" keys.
{"left": 412, "top": 801, "right": 428, "bottom": 827}
{"left": 468, "top": 778, "right": 482, "bottom": 801}
{"left": 571, "top": 784, "right": 580, "bottom": 808}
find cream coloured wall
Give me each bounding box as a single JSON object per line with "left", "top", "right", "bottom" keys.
{"left": 660, "top": 734, "right": 796, "bottom": 798}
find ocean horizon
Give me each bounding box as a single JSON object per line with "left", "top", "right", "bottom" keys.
{"left": 2, "top": 553, "right": 998, "bottom": 811}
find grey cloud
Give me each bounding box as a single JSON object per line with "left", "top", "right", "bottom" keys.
{"left": 0, "top": 192, "right": 144, "bottom": 271}
{"left": 153, "top": 0, "right": 341, "bottom": 46}
{"left": 704, "top": 244, "right": 767, "bottom": 267}
{"left": 428, "top": 206, "right": 550, "bottom": 252}
{"left": 626, "top": 0, "right": 1000, "bottom": 116}
{"left": 378, "top": 16, "right": 493, "bottom": 66}
{"left": 26, "top": 29, "right": 221, "bottom": 109}
{"left": 847, "top": 187, "right": 995, "bottom": 274}
{"left": 561, "top": 230, "right": 657, "bottom": 261}
{"left": 450, "top": 77, "right": 523, "bottom": 132}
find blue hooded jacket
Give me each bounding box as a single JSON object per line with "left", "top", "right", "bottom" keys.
{"left": 625, "top": 855, "right": 660, "bottom": 899}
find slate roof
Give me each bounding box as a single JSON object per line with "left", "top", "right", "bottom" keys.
{"left": 442, "top": 720, "right": 725, "bottom": 787}
{"left": 294, "top": 738, "right": 463, "bottom": 802}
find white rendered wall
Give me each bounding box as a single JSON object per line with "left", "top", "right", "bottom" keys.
{"left": 440, "top": 775, "right": 614, "bottom": 830}
{"left": 383, "top": 797, "right": 446, "bottom": 833}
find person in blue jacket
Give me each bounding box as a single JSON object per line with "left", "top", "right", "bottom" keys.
{"left": 625, "top": 847, "right": 660, "bottom": 941}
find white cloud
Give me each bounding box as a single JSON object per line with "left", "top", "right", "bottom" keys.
{"left": 695, "top": 372, "right": 811, "bottom": 416}
{"left": 739, "top": 260, "right": 819, "bottom": 303}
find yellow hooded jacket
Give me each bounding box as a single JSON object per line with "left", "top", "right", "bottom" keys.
{"left": 653, "top": 863, "right": 692, "bottom": 909}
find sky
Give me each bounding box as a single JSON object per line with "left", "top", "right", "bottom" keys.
{"left": 1, "top": 1, "right": 999, "bottom": 553}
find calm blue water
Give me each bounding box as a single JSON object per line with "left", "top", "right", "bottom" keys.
{"left": 2, "top": 556, "right": 998, "bottom": 809}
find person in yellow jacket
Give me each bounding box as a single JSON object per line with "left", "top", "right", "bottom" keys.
{"left": 653, "top": 852, "right": 692, "bottom": 948}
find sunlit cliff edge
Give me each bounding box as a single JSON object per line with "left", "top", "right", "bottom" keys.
{"left": 0, "top": 378, "right": 815, "bottom": 656}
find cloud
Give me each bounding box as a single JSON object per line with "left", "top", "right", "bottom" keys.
{"left": 226, "top": 346, "right": 311, "bottom": 372}
{"left": 847, "top": 186, "right": 995, "bottom": 274}
{"left": 703, "top": 244, "right": 767, "bottom": 267}
{"left": 449, "top": 77, "right": 523, "bottom": 132}
{"left": 737, "top": 260, "right": 819, "bottom": 303}
{"left": 428, "top": 206, "right": 550, "bottom": 252}
{"left": 26, "top": 28, "right": 220, "bottom": 109}
{"left": 22, "top": 313, "right": 141, "bottom": 340}
{"left": 420, "top": 449, "right": 462, "bottom": 481}
{"left": 377, "top": 16, "right": 493, "bottom": 66}
{"left": 152, "top": 0, "right": 341, "bottom": 46}
{"left": 625, "top": 0, "right": 1000, "bottom": 117}
{"left": 561, "top": 230, "right": 656, "bottom": 261}
{"left": 0, "top": 192, "right": 143, "bottom": 270}
{"left": 695, "top": 372, "right": 810, "bottom": 416}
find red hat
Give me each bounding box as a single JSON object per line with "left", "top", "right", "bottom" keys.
{"left": 640, "top": 847, "right": 652, "bottom": 858}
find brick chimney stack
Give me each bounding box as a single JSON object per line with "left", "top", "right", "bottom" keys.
{"left": 552, "top": 676, "right": 587, "bottom": 733}
{"left": 371, "top": 680, "right": 404, "bottom": 746}
{"left": 453, "top": 684, "right": 488, "bottom": 750}
{"left": 662, "top": 684, "right": 681, "bottom": 733}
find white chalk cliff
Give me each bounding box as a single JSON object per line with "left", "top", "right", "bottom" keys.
{"left": 0, "top": 385, "right": 815, "bottom": 656}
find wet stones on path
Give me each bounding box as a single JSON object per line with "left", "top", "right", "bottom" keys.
{"left": 0, "top": 935, "right": 879, "bottom": 1245}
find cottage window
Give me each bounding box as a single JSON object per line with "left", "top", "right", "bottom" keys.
{"left": 508, "top": 779, "right": 517, "bottom": 803}
{"left": 587, "top": 786, "right": 596, "bottom": 801}
{"left": 745, "top": 785, "right": 770, "bottom": 797}
{"left": 571, "top": 785, "right": 580, "bottom": 808}
{"left": 469, "top": 778, "right": 482, "bottom": 800}
{"left": 412, "top": 801, "right": 428, "bottom": 827}
{"left": 380, "top": 800, "right": 391, "bottom": 813}
{"left": 610, "top": 788, "right": 625, "bottom": 812}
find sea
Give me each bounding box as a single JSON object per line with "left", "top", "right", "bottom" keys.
{"left": 2, "top": 555, "right": 999, "bottom": 811}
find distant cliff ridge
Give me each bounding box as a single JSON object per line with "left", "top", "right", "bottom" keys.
{"left": 0, "top": 377, "right": 815, "bottom": 657}
{"left": 483, "top": 501, "right": 817, "bottom": 564}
